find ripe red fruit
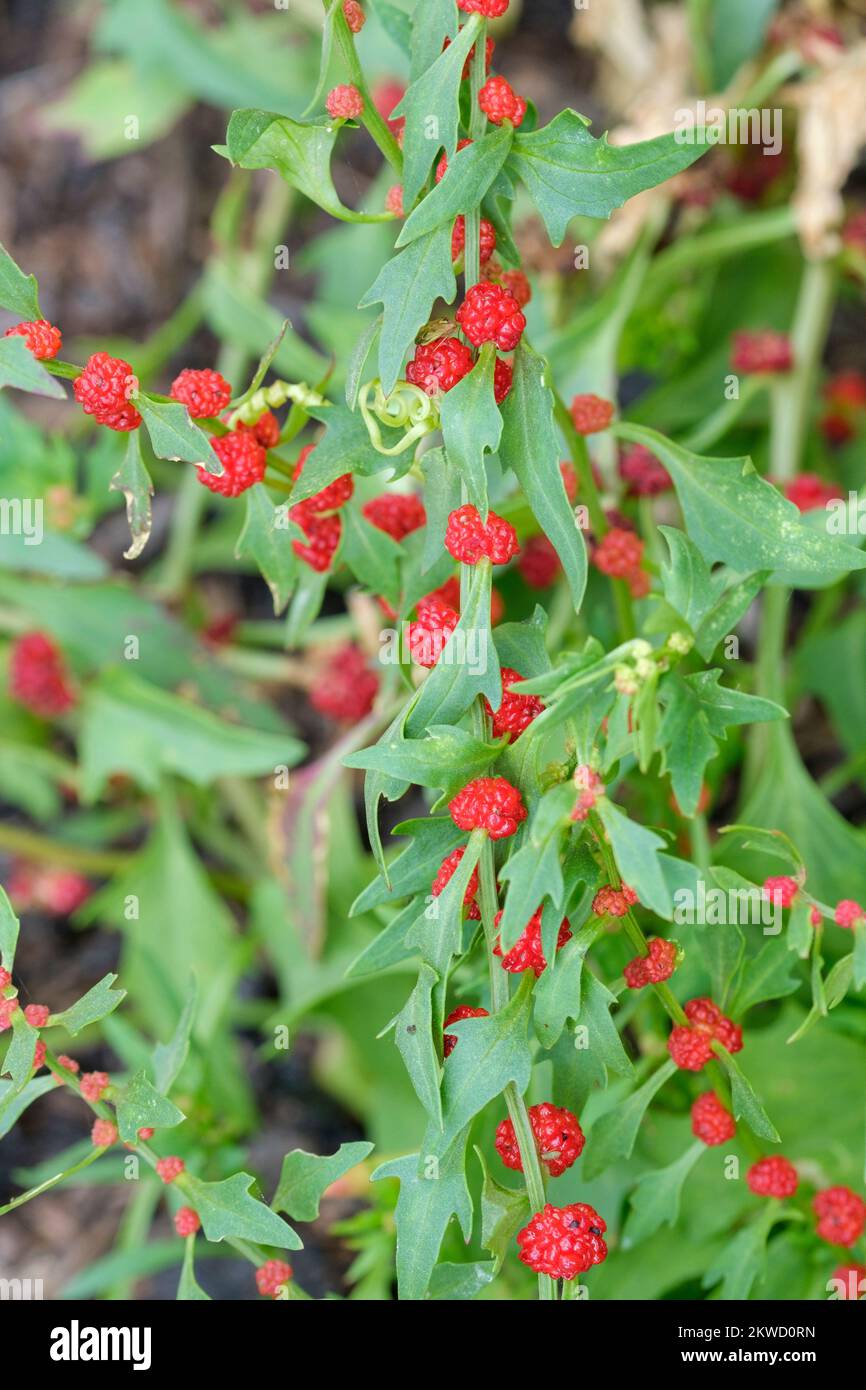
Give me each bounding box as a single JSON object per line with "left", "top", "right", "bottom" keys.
{"left": 73, "top": 352, "right": 141, "bottom": 431}
{"left": 292, "top": 443, "right": 353, "bottom": 513}
{"left": 326, "top": 84, "right": 364, "bottom": 119}
{"left": 731, "top": 330, "right": 793, "bottom": 374}
{"left": 38, "top": 870, "right": 90, "bottom": 915}
{"left": 834, "top": 899, "right": 865, "bottom": 928}
{"left": 495, "top": 1103, "right": 585, "bottom": 1178}
{"left": 4, "top": 319, "right": 62, "bottom": 360}
{"left": 493, "top": 356, "right": 512, "bottom": 405}
{"left": 451, "top": 216, "right": 497, "bottom": 264}
{"left": 24, "top": 1004, "right": 50, "bottom": 1027}
{"left": 813, "top": 1186, "right": 866, "bottom": 1247}
{"left": 292, "top": 508, "right": 342, "bottom": 572}
{"left": 493, "top": 907, "right": 571, "bottom": 977}
{"left": 156, "top": 1156, "right": 185, "bottom": 1184}
{"left": 198, "top": 428, "right": 266, "bottom": 498}
{"left": 762, "top": 876, "right": 799, "bottom": 908}
{"left": 406, "top": 337, "right": 474, "bottom": 395}
{"left": 91, "top": 1119, "right": 118, "bottom": 1148}
{"left": 501, "top": 268, "right": 531, "bottom": 308}
{"left": 431, "top": 847, "right": 481, "bottom": 920}
{"left": 784, "top": 473, "right": 842, "bottom": 512}
{"left": 517, "top": 1202, "right": 607, "bottom": 1279}
{"left": 385, "top": 184, "right": 404, "bottom": 217}
{"left": 484, "top": 667, "right": 544, "bottom": 742}
{"left": 457, "top": 0, "right": 509, "bottom": 15}
{"left": 619, "top": 444, "right": 671, "bottom": 496}
{"left": 170, "top": 368, "right": 232, "bottom": 418}
{"left": 623, "top": 937, "right": 677, "bottom": 989}
{"left": 457, "top": 282, "right": 526, "bottom": 351}
{"left": 174, "top": 1207, "right": 201, "bottom": 1238}
{"left": 668, "top": 1025, "right": 715, "bottom": 1072}
{"left": 519, "top": 535, "right": 561, "bottom": 588}
{"left": 570, "top": 394, "right": 614, "bottom": 435}
{"left": 310, "top": 644, "right": 379, "bottom": 722}
{"left": 591, "top": 885, "right": 632, "bottom": 918}
{"left": 0, "top": 999, "right": 19, "bottom": 1033}
{"left": 478, "top": 75, "right": 526, "bottom": 128}
{"left": 684, "top": 996, "right": 743, "bottom": 1054}
{"left": 747, "top": 1156, "right": 799, "bottom": 1198}
{"left": 252, "top": 411, "right": 281, "bottom": 448}
{"left": 362, "top": 493, "right": 426, "bottom": 540}
{"left": 343, "top": 0, "right": 365, "bottom": 32}
{"left": 138, "top": 1128, "right": 155, "bottom": 1140}
{"left": 256, "top": 1260, "right": 293, "bottom": 1298}
{"left": 443, "top": 1004, "right": 489, "bottom": 1057}
{"left": 9, "top": 632, "right": 75, "bottom": 718}
{"left": 449, "top": 777, "right": 527, "bottom": 840}
{"left": 33, "top": 1040, "right": 47, "bottom": 1070}
{"left": 445, "top": 504, "right": 519, "bottom": 565}
{"left": 435, "top": 139, "right": 473, "bottom": 184}
{"left": 372, "top": 79, "right": 405, "bottom": 135}
{"left": 833, "top": 1263, "right": 866, "bottom": 1299}
{"left": 80, "top": 1070, "right": 110, "bottom": 1103}
{"left": 443, "top": 32, "right": 495, "bottom": 80}
{"left": 691, "top": 1092, "right": 736, "bottom": 1146}
{"left": 0, "top": 968, "right": 10, "bottom": 989}
{"left": 593, "top": 528, "right": 644, "bottom": 579}
{"left": 407, "top": 598, "right": 460, "bottom": 667}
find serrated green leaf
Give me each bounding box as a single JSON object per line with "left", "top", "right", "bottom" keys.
{"left": 273, "top": 1141, "right": 374, "bottom": 1222}
{"left": 439, "top": 346, "right": 501, "bottom": 514}
{"left": 0, "top": 336, "right": 66, "bottom": 399}
{"left": 732, "top": 937, "right": 801, "bottom": 1014}
{"left": 596, "top": 798, "right": 672, "bottom": 918}
{"left": 0, "top": 887, "right": 19, "bottom": 970}
{"left": 392, "top": 964, "right": 442, "bottom": 1124}
{"left": 153, "top": 979, "right": 197, "bottom": 1094}
{"left": 109, "top": 431, "right": 154, "bottom": 561}
{"left": 438, "top": 980, "right": 533, "bottom": 1149}
{"left": 695, "top": 571, "right": 767, "bottom": 661}
{"left": 136, "top": 396, "right": 221, "bottom": 471}
{"left": 427, "top": 1260, "right": 495, "bottom": 1300}
{"left": 398, "top": 127, "right": 513, "bottom": 247}
{"left": 409, "top": 0, "right": 457, "bottom": 81}
{"left": 624, "top": 1141, "right": 704, "bottom": 1245}
{"left": 345, "top": 725, "right": 504, "bottom": 795}
{"left": 359, "top": 225, "right": 457, "bottom": 396}
{"left": 114, "top": 1068, "right": 185, "bottom": 1142}
{"left": 658, "top": 527, "right": 724, "bottom": 633}
{"left": 499, "top": 342, "right": 587, "bottom": 612}
{"left": 405, "top": 556, "right": 501, "bottom": 735}
{"left": 340, "top": 504, "right": 403, "bottom": 606}
{"left": 292, "top": 402, "right": 413, "bottom": 504}
{"left": 569, "top": 973, "right": 634, "bottom": 1094}
{"left": 394, "top": 15, "right": 480, "bottom": 206}
{"left": 702, "top": 1209, "right": 773, "bottom": 1300}
{"left": 0, "top": 243, "right": 41, "bottom": 318}
{"left": 373, "top": 1129, "right": 472, "bottom": 1301}
{"left": 0, "top": 1076, "right": 55, "bottom": 1138}
{"left": 404, "top": 829, "right": 483, "bottom": 975}
{"left": 177, "top": 1237, "right": 211, "bottom": 1300}
{"left": 713, "top": 1045, "right": 780, "bottom": 1142}
{"left": 182, "top": 1172, "right": 301, "bottom": 1249}
{"left": 496, "top": 790, "right": 569, "bottom": 952}
{"left": 533, "top": 931, "right": 592, "bottom": 1048}
{"left": 506, "top": 112, "right": 708, "bottom": 246}
{"left": 583, "top": 1059, "right": 676, "bottom": 1181}
{"left": 351, "top": 816, "right": 464, "bottom": 915}
{"left": 475, "top": 1146, "right": 529, "bottom": 1273}
{"left": 369, "top": 0, "right": 413, "bottom": 56}
{"left": 235, "top": 483, "right": 297, "bottom": 615}
{"left": 2, "top": 1010, "right": 39, "bottom": 1090}
{"left": 48, "top": 974, "right": 125, "bottom": 1036}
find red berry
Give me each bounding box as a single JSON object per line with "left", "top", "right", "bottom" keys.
{"left": 0, "top": 968, "right": 10, "bottom": 989}
{"left": 406, "top": 337, "right": 473, "bottom": 395}
{"left": 496, "top": 1103, "right": 585, "bottom": 1178}
{"left": 443, "top": 32, "right": 495, "bottom": 80}
{"left": 385, "top": 184, "right": 404, "bottom": 217}
{"left": 478, "top": 75, "right": 526, "bottom": 128}
{"left": 138, "top": 1128, "right": 155, "bottom": 1140}
{"left": 593, "top": 528, "right": 644, "bottom": 579}
{"left": 835, "top": 899, "right": 865, "bottom": 928}
{"left": 198, "top": 428, "right": 266, "bottom": 498}
{"left": 373, "top": 79, "right": 405, "bottom": 135}
{"left": 310, "top": 643, "right": 379, "bottom": 722}
{"left": 252, "top": 411, "right": 281, "bottom": 448}
{"left": 451, "top": 216, "right": 497, "bottom": 264}
{"left": 256, "top": 1259, "right": 293, "bottom": 1298}
{"left": 38, "top": 870, "right": 90, "bottom": 915}
{"left": 80, "top": 1070, "right": 109, "bottom": 1102}
{"left": 519, "top": 535, "right": 561, "bottom": 588}
{"left": 517, "top": 1202, "right": 607, "bottom": 1280}
{"left": 342, "top": 0, "right": 365, "bottom": 32}
{"left": 763, "top": 876, "right": 799, "bottom": 908}
{"left": 30, "top": 1041, "right": 46, "bottom": 1070}
{"left": 73, "top": 352, "right": 141, "bottom": 431}
{"left": 457, "top": 282, "right": 526, "bottom": 351}
{"left": 407, "top": 598, "right": 460, "bottom": 667}
{"left": 170, "top": 368, "right": 232, "bottom": 418}
{"left": 684, "top": 996, "right": 743, "bottom": 1054}
{"left": 9, "top": 632, "right": 75, "bottom": 718}
{"left": 449, "top": 777, "right": 527, "bottom": 840}
{"left": 419, "top": 576, "right": 461, "bottom": 611}
{"left": 731, "top": 330, "right": 793, "bottom": 374}
{"left": 619, "top": 444, "right": 671, "bottom": 496}
{"left": 457, "top": 0, "right": 509, "bottom": 15}
{"left": 833, "top": 1263, "right": 866, "bottom": 1299}
{"left": 501, "top": 269, "right": 531, "bottom": 308}
{"left": 362, "top": 493, "right": 426, "bottom": 540}
{"left": 484, "top": 667, "right": 544, "bottom": 742}
{"left": 443, "top": 1004, "right": 489, "bottom": 1057}
{"left": 493, "top": 356, "right": 512, "bottom": 405}
{"left": 156, "top": 1156, "right": 185, "bottom": 1184}
{"left": 292, "top": 443, "right": 353, "bottom": 513}
{"left": 292, "top": 508, "right": 342, "bottom": 572}
{"left": 91, "top": 1119, "right": 118, "bottom": 1148}
{"left": 444, "top": 504, "right": 519, "bottom": 565}
{"left": 0, "top": 999, "right": 18, "bottom": 1033}
{"left": 431, "top": 847, "right": 481, "bottom": 920}
{"left": 4, "top": 319, "right": 62, "bottom": 360}
{"left": 784, "top": 473, "right": 842, "bottom": 512}
{"left": 592, "top": 885, "right": 630, "bottom": 918}
{"left": 824, "top": 369, "right": 866, "bottom": 409}
{"left": 435, "top": 139, "right": 473, "bottom": 184}
{"left": 624, "top": 937, "right": 677, "bottom": 989}
{"left": 24, "top": 1004, "right": 50, "bottom": 1028}
{"left": 570, "top": 394, "right": 615, "bottom": 435}
{"left": 747, "top": 1156, "right": 799, "bottom": 1198}
{"left": 814, "top": 1186, "right": 866, "bottom": 1247}
{"left": 668, "top": 1026, "right": 714, "bottom": 1072}
{"left": 691, "top": 1092, "right": 736, "bottom": 1146}
{"left": 174, "top": 1206, "right": 201, "bottom": 1237}
{"left": 326, "top": 84, "right": 364, "bottom": 119}
{"left": 493, "top": 907, "right": 571, "bottom": 977}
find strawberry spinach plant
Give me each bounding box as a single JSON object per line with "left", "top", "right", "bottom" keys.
{"left": 2, "top": 0, "right": 866, "bottom": 1302}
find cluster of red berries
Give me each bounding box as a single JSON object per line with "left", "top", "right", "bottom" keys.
{"left": 256, "top": 1259, "right": 293, "bottom": 1298}
{"left": 483, "top": 668, "right": 544, "bottom": 743}
{"left": 310, "top": 643, "right": 379, "bottom": 722}
{"left": 343, "top": 0, "right": 365, "bottom": 32}
{"left": 156, "top": 1156, "right": 186, "bottom": 1184}
{"left": 407, "top": 595, "right": 460, "bottom": 669}
{"left": 691, "top": 1092, "right": 736, "bottom": 1146}
{"left": 519, "top": 535, "right": 561, "bottom": 589}
{"left": 821, "top": 369, "right": 866, "bottom": 444}
{"left": 198, "top": 426, "right": 267, "bottom": 499}
{"left": 784, "top": 473, "right": 842, "bottom": 513}
{"left": 619, "top": 444, "right": 672, "bottom": 497}
{"left": 456, "top": 282, "right": 526, "bottom": 351}
{"left": 290, "top": 443, "right": 353, "bottom": 572}
{"left": 571, "top": 764, "right": 605, "bottom": 821}
{"left": 170, "top": 367, "right": 232, "bottom": 418}
{"left": 9, "top": 632, "right": 75, "bottom": 718}
{"left": 494, "top": 907, "right": 571, "bottom": 976}
{"left": 326, "top": 85, "right": 365, "bottom": 119}
{"left": 623, "top": 937, "right": 677, "bottom": 989}
{"left": 592, "top": 883, "right": 638, "bottom": 918}
{"left": 478, "top": 76, "right": 526, "bottom": 128}
{"left": 668, "top": 998, "right": 743, "bottom": 1071}
{"left": 449, "top": 776, "right": 527, "bottom": 840}
{"left": 814, "top": 1186, "right": 866, "bottom": 1247}
{"left": 444, "top": 504, "right": 519, "bottom": 566}
{"left": 73, "top": 352, "right": 141, "bottom": 431}
{"left": 4, "top": 318, "right": 62, "bottom": 360}
{"left": 457, "top": 0, "right": 509, "bottom": 16}
{"left": 431, "top": 847, "right": 481, "bottom": 920}
{"left": 174, "top": 1207, "right": 201, "bottom": 1238}
{"left": 405, "top": 334, "right": 514, "bottom": 405}
{"left": 570, "top": 394, "right": 615, "bottom": 436}
{"left": 451, "top": 216, "right": 497, "bottom": 265}
{"left": 442, "top": 1004, "right": 489, "bottom": 1057}
{"left": 747, "top": 1155, "right": 799, "bottom": 1198}
{"left": 362, "top": 492, "right": 426, "bottom": 540}
{"left": 517, "top": 1202, "right": 607, "bottom": 1280}
{"left": 593, "top": 527, "right": 645, "bottom": 585}
{"left": 496, "top": 1103, "right": 585, "bottom": 1177}
{"left": 731, "top": 330, "right": 793, "bottom": 375}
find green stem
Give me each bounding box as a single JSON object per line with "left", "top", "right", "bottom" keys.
{"left": 331, "top": 6, "right": 404, "bottom": 174}
{"left": 769, "top": 259, "right": 836, "bottom": 481}
{"left": 0, "top": 1146, "right": 105, "bottom": 1215}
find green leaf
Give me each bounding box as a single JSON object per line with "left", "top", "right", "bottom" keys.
{"left": 0, "top": 242, "right": 41, "bottom": 319}
{"left": 392, "top": 964, "right": 442, "bottom": 1124}
{"left": 624, "top": 1142, "right": 704, "bottom": 1245}
{"left": 409, "top": 0, "right": 457, "bottom": 81}
{"left": 658, "top": 527, "right": 724, "bottom": 633}
{"left": 709, "top": 0, "right": 779, "bottom": 87}
{"left": 439, "top": 346, "right": 501, "bottom": 514}
{"left": 340, "top": 504, "right": 403, "bottom": 606}
{"left": 438, "top": 981, "right": 533, "bottom": 1149}
{"left": 713, "top": 1046, "right": 780, "bottom": 1142}
{"left": 42, "top": 59, "right": 190, "bottom": 160}
{"left": 506, "top": 112, "right": 708, "bottom": 246}
{"left": 403, "top": 830, "right": 483, "bottom": 975}
{"left": 373, "top": 1130, "right": 472, "bottom": 1301}
{"left": 302, "top": 0, "right": 342, "bottom": 118}
{"left": 48, "top": 974, "right": 125, "bottom": 1036}
{"left": 2, "top": 1010, "right": 39, "bottom": 1090}
{"left": 398, "top": 127, "right": 513, "bottom": 246}
{"left": 351, "top": 816, "right": 464, "bottom": 915}
{"left": 80, "top": 668, "right": 303, "bottom": 801}
{"left": 499, "top": 342, "right": 587, "bottom": 612}
{"left": 0, "top": 887, "right": 19, "bottom": 970}
{"left": 114, "top": 1068, "right": 185, "bottom": 1142}
{"left": 110, "top": 431, "right": 154, "bottom": 561}
{"left": 476, "top": 1146, "right": 529, "bottom": 1272}
{"left": 0, "top": 1076, "right": 55, "bottom": 1139}
{"left": 136, "top": 396, "right": 221, "bottom": 472}
{"left": 854, "top": 921, "right": 866, "bottom": 992}
{"left": 153, "top": 979, "right": 198, "bottom": 1095}
{"left": 732, "top": 937, "right": 800, "bottom": 1014}
{"left": 225, "top": 109, "right": 392, "bottom": 223}
{"left": 496, "top": 787, "right": 571, "bottom": 952}
{"left": 615, "top": 424, "right": 866, "bottom": 587}
{"left": 235, "top": 484, "right": 297, "bottom": 615}
{"left": 583, "top": 1059, "right": 676, "bottom": 1181}
{"left": 427, "top": 1260, "right": 495, "bottom": 1300}
{"left": 394, "top": 15, "right": 481, "bottom": 206}
{"left": 0, "top": 336, "right": 66, "bottom": 399}
{"left": 359, "top": 225, "right": 457, "bottom": 396}
{"left": 533, "top": 931, "right": 591, "bottom": 1048}
{"left": 695, "top": 571, "right": 767, "bottom": 662}
{"left": 292, "top": 401, "right": 413, "bottom": 503}
{"left": 345, "top": 725, "right": 504, "bottom": 796}
{"left": 181, "top": 1172, "right": 302, "bottom": 1250}
{"left": 273, "top": 1141, "right": 375, "bottom": 1222}
{"left": 573, "top": 973, "right": 634, "bottom": 1084}
{"left": 405, "top": 557, "right": 501, "bottom": 735}
{"left": 177, "top": 1238, "right": 211, "bottom": 1301}
{"left": 702, "top": 1210, "right": 772, "bottom": 1300}
{"left": 596, "top": 798, "right": 672, "bottom": 918}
